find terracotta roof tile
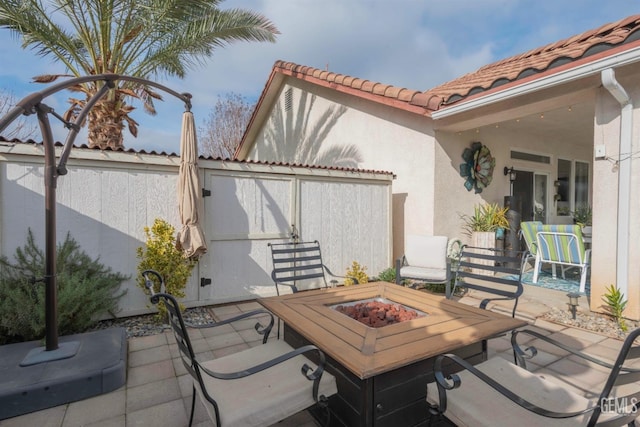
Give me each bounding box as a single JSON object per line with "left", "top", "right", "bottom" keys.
{"left": 0, "top": 138, "right": 393, "bottom": 175}
{"left": 271, "top": 14, "right": 640, "bottom": 114}
{"left": 361, "top": 81, "right": 375, "bottom": 92}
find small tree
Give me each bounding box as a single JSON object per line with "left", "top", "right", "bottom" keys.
{"left": 136, "top": 218, "right": 196, "bottom": 320}
{"left": 0, "top": 88, "right": 37, "bottom": 140}
{"left": 199, "top": 92, "right": 255, "bottom": 158}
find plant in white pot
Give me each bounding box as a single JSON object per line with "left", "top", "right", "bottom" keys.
{"left": 460, "top": 203, "right": 510, "bottom": 273}
{"left": 461, "top": 203, "right": 510, "bottom": 244}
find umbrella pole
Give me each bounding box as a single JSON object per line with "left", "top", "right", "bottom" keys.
{"left": 37, "top": 105, "right": 59, "bottom": 351}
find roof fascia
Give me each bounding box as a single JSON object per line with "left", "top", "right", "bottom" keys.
{"left": 235, "top": 68, "right": 285, "bottom": 159}
{"left": 432, "top": 41, "right": 640, "bottom": 120}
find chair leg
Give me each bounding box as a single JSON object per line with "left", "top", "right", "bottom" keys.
{"left": 533, "top": 256, "right": 541, "bottom": 283}
{"left": 579, "top": 267, "right": 587, "bottom": 294}
{"left": 189, "top": 385, "right": 196, "bottom": 427}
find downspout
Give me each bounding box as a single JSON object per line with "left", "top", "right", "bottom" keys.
{"left": 601, "top": 68, "right": 632, "bottom": 299}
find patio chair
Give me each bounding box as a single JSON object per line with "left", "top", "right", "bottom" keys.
{"left": 519, "top": 220, "right": 541, "bottom": 269}
{"left": 395, "top": 235, "right": 451, "bottom": 287}
{"left": 268, "top": 240, "right": 352, "bottom": 296}
{"left": 534, "top": 225, "right": 591, "bottom": 293}
{"left": 140, "top": 270, "right": 337, "bottom": 427}
{"left": 447, "top": 245, "right": 525, "bottom": 318}
{"left": 427, "top": 327, "right": 640, "bottom": 426}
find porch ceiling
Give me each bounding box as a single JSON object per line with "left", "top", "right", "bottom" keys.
{"left": 490, "top": 101, "right": 595, "bottom": 147}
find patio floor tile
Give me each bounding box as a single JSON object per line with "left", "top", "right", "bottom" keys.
{"left": 126, "top": 377, "right": 181, "bottom": 413}
{"left": 3, "top": 287, "right": 635, "bottom": 427}
{"left": 0, "top": 404, "right": 66, "bottom": 427}
{"left": 127, "top": 359, "right": 175, "bottom": 388}
{"left": 128, "top": 345, "right": 172, "bottom": 368}
{"left": 125, "top": 399, "right": 188, "bottom": 427}
{"left": 128, "top": 333, "right": 168, "bottom": 352}
{"left": 84, "top": 415, "right": 126, "bottom": 427}
{"left": 63, "top": 389, "right": 126, "bottom": 426}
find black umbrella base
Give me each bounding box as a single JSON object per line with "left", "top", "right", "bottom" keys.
{"left": 0, "top": 328, "right": 127, "bottom": 420}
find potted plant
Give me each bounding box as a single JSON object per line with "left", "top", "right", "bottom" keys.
{"left": 572, "top": 204, "right": 592, "bottom": 231}
{"left": 460, "top": 203, "right": 509, "bottom": 274}
{"left": 460, "top": 203, "right": 510, "bottom": 247}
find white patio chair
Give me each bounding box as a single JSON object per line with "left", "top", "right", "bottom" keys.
{"left": 395, "top": 235, "right": 451, "bottom": 286}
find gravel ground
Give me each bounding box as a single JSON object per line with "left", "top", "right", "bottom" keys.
{"left": 91, "top": 303, "right": 638, "bottom": 341}
{"left": 541, "top": 307, "right": 638, "bottom": 340}
{"left": 89, "top": 306, "right": 216, "bottom": 338}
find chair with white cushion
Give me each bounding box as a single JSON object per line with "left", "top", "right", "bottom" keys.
{"left": 427, "top": 327, "right": 640, "bottom": 426}
{"left": 395, "top": 235, "right": 451, "bottom": 287}
{"left": 141, "top": 270, "right": 337, "bottom": 427}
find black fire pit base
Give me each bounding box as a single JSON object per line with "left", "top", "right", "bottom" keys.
{"left": 0, "top": 328, "right": 127, "bottom": 420}
{"left": 285, "top": 324, "right": 484, "bottom": 427}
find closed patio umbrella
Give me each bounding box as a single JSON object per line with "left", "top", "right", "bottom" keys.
{"left": 176, "top": 110, "right": 207, "bottom": 258}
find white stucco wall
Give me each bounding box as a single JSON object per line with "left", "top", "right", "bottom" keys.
{"left": 247, "top": 80, "right": 436, "bottom": 259}
{"left": 593, "top": 75, "right": 640, "bottom": 320}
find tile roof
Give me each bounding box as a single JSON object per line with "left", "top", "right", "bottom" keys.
{"left": 272, "top": 14, "right": 640, "bottom": 115}
{"left": 0, "top": 137, "right": 393, "bottom": 175}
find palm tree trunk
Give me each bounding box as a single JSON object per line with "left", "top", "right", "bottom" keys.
{"left": 87, "top": 98, "right": 125, "bottom": 150}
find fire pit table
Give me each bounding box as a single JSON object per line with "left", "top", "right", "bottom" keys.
{"left": 259, "top": 282, "right": 526, "bottom": 427}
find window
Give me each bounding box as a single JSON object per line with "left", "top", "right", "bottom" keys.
{"left": 575, "top": 161, "right": 589, "bottom": 209}
{"left": 511, "top": 150, "right": 551, "bottom": 164}
{"left": 555, "top": 159, "right": 590, "bottom": 216}
{"left": 556, "top": 159, "right": 571, "bottom": 216}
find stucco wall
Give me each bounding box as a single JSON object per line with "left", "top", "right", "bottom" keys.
{"left": 247, "top": 80, "right": 436, "bottom": 260}
{"left": 435, "top": 126, "right": 592, "bottom": 245}
{"left": 593, "top": 77, "right": 640, "bottom": 320}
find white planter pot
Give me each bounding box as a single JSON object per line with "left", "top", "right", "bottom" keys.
{"left": 471, "top": 231, "right": 496, "bottom": 275}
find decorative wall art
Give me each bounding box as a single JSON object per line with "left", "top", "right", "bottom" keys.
{"left": 459, "top": 141, "right": 495, "bottom": 193}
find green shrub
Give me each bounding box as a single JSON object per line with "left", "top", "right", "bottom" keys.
{"left": 136, "top": 218, "right": 196, "bottom": 320}
{"left": 377, "top": 267, "right": 396, "bottom": 283}
{"left": 602, "top": 284, "right": 628, "bottom": 332}
{"left": 0, "top": 230, "right": 128, "bottom": 345}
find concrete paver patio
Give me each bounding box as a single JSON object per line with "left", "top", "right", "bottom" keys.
{"left": 0, "top": 286, "right": 634, "bottom": 427}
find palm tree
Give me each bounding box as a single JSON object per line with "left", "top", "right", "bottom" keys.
{"left": 0, "top": 0, "right": 278, "bottom": 149}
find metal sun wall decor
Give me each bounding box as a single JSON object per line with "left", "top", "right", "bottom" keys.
{"left": 459, "top": 141, "right": 496, "bottom": 193}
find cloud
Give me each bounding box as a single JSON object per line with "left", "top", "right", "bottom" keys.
{"left": 1, "top": 0, "right": 639, "bottom": 151}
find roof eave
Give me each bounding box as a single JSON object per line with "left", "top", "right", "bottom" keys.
{"left": 432, "top": 40, "right": 640, "bottom": 120}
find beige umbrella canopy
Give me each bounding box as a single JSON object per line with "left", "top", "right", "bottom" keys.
{"left": 176, "top": 110, "right": 207, "bottom": 258}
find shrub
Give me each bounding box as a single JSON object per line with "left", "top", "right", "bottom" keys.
{"left": 0, "top": 229, "right": 128, "bottom": 345}
{"left": 377, "top": 267, "right": 396, "bottom": 283}
{"left": 602, "top": 284, "right": 628, "bottom": 332}
{"left": 136, "top": 218, "right": 196, "bottom": 320}
{"left": 345, "top": 261, "right": 368, "bottom": 286}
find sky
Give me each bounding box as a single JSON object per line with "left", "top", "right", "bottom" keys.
{"left": 0, "top": 0, "right": 639, "bottom": 154}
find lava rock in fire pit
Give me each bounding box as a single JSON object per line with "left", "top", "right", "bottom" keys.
{"left": 334, "top": 301, "right": 420, "bottom": 328}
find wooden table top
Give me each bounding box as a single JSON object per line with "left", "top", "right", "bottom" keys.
{"left": 259, "top": 282, "right": 527, "bottom": 379}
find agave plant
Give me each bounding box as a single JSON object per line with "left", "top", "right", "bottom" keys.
{"left": 460, "top": 203, "right": 510, "bottom": 236}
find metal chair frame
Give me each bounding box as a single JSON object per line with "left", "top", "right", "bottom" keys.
{"left": 448, "top": 245, "right": 526, "bottom": 318}
{"left": 268, "top": 240, "right": 351, "bottom": 295}
{"left": 141, "top": 270, "right": 331, "bottom": 427}
{"left": 429, "top": 327, "right": 640, "bottom": 426}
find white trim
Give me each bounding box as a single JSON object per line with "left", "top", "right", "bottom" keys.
{"left": 602, "top": 68, "right": 632, "bottom": 299}
{"left": 432, "top": 46, "right": 640, "bottom": 119}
